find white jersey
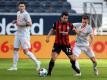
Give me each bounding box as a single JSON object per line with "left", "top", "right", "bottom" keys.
{"left": 73, "top": 23, "right": 93, "bottom": 47}
{"left": 16, "top": 10, "right": 32, "bottom": 39}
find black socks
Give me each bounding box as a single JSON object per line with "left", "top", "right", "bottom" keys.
{"left": 70, "top": 60, "right": 80, "bottom": 73}
{"left": 47, "top": 59, "right": 55, "bottom": 75}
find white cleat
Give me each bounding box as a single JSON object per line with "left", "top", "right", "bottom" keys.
{"left": 36, "top": 61, "right": 41, "bottom": 71}
{"left": 75, "top": 72, "right": 81, "bottom": 76}
{"left": 8, "top": 67, "right": 17, "bottom": 71}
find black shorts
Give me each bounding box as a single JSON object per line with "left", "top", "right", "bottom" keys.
{"left": 52, "top": 43, "right": 72, "bottom": 55}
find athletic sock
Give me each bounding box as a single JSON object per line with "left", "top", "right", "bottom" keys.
{"left": 48, "top": 60, "right": 55, "bottom": 75}
{"left": 13, "top": 51, "right": 19, "bottom": 67}
{"left": 70, "top": 60, "right": 80, "bottom": 73}
{"left": 26, "top": 51, "right": 39, "bottom": 64}
{"left": 93, "top": 61, "right": 97, "bottom": 68}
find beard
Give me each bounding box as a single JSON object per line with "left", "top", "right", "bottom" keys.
{"left": 62, "top": 21, "right": 67, "bottom": 24}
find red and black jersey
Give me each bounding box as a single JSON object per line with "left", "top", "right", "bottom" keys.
{"left": 53, "top": 20, "right": 74, "bottom": 46}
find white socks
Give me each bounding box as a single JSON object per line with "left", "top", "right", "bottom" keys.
{"left": 26, "top": 51, "right": 39, "bottom": 63}
{"left": 13, "top": 51, "right": 19, "bottom": 67}
{"left": 12, "top": 51, "right": 39, "bottom": 68}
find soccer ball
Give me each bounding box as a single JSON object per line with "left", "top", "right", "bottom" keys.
{"left": 39, "top": 68, "right": 48, "bottom": 77}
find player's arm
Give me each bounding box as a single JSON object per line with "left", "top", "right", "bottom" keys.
{"left": 88, "top": 26, "right": 94, "bottom": 47}
{"left": 89, "top": 33, "right": 94, "bottom": 47}
{"left": 73, "top": 28, "right": 80, "bottom": 34}
{"left": 24, "top": 13, "right": 32, "bottom": 27}
{"left": 17, "top": 13, "right": 32, "bottom": 27}
{"left": 46, "top": 22, "right": 56, "bottom": 43}
{"left": 16, "top": 20, "right": 32, "bottom": 27}
{"left": 25, "top": 13, "right": 32, "bottom": 27}
{"left": 46, "top": 28, "right": 55, "bottom": 43}
{"left": 72, "top": 23, "right": 82, "bottom": 34}
{"left": 26, "top": 21, "right": 32, "bottom": 27}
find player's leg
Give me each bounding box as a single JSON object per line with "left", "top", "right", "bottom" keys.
{"left": 83, "top": 47, "right": 99, "bottom": 75}
{"left": 21, "top": 38, "right": 41, "bottom": 71}
{"left": 72, "top": 45, "right": 82, "bottom": 76}
{"left": 8, "top": 37, "right": 20, "bottom": 71}
{"left": 90, "top": 57, "right": 99, "bottom": 76}
{"left": 23, "top": 49, "right": 41, "bottom": 71}
{"left": 73, "top": 55, "right": 81, "bottom": 76}
{"left": 62, "top": 45, "right": 81, "bottom": 76}
{"left": 47, "top": 44, "right": 61, "bottom": 76}
{"left": 47, "top": 52, "right": 59, "bottom": 76}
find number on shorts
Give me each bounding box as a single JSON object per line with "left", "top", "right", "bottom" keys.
{"left": 67, "top": 48, "right": 71, "bottom": 53}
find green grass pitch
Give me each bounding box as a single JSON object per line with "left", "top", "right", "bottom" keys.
{"left": 0, "top": 59, "right": 107, "bottom": 80}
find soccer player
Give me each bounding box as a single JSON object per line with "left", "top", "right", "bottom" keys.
{"left": 73, "top": 15, "right": 99, "bottom": 76}
{"left": 8, "top": 2, "right": 41, "bottom": 71}
{"left": 46, "top": 12, "right": 81, "bottom": 76}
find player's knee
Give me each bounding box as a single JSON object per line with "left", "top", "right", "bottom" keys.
{"left": 23, "top": 49, "right": 29, "bottom": 55}
{"left": 51, "top": 56, "right": 57, "bottom": 62}
{"left": 91, "top": 57, "right": 96, "bottom": 62}
{"left": 68, "top": 55, "right": 73, "bottom": 60}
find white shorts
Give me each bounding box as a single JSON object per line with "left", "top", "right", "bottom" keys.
{"left": 73, "top": 45, "right": 95, "bottom": 58}
{"left": 14, "top": 36, "right": 31, "bottom": 49}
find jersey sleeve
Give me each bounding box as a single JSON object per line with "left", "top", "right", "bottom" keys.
{"left": 24, "top": 13, "right": 32, "bottom": 22}
{"left": 52, "top": 22, "right": 56, "bottom": 30}
{"left": 88, "top": 26, "right": 93, "bottom": 35}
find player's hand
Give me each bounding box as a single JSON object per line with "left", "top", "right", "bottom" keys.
{"left": 73, "top": 28, "right": 81, "bottom": 34}
{"left": 46, "top": 36, "right": 49, "bottom": 43}
{"left": 16, "top": 21, "right": 26, "bottom": 27}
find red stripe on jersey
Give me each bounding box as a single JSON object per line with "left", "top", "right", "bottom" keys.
{"left": 54, "top": 20, "right": 73, "bottom": 45}
{"left": 55, "top": 21, "right": 59, "bottom": 44}
{"left": 62, "top": 23, "right": 65, "bottom": 45}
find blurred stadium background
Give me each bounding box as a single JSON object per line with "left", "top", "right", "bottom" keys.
{"left": 0, "top": 0, "right": 107, "bottom": 80}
